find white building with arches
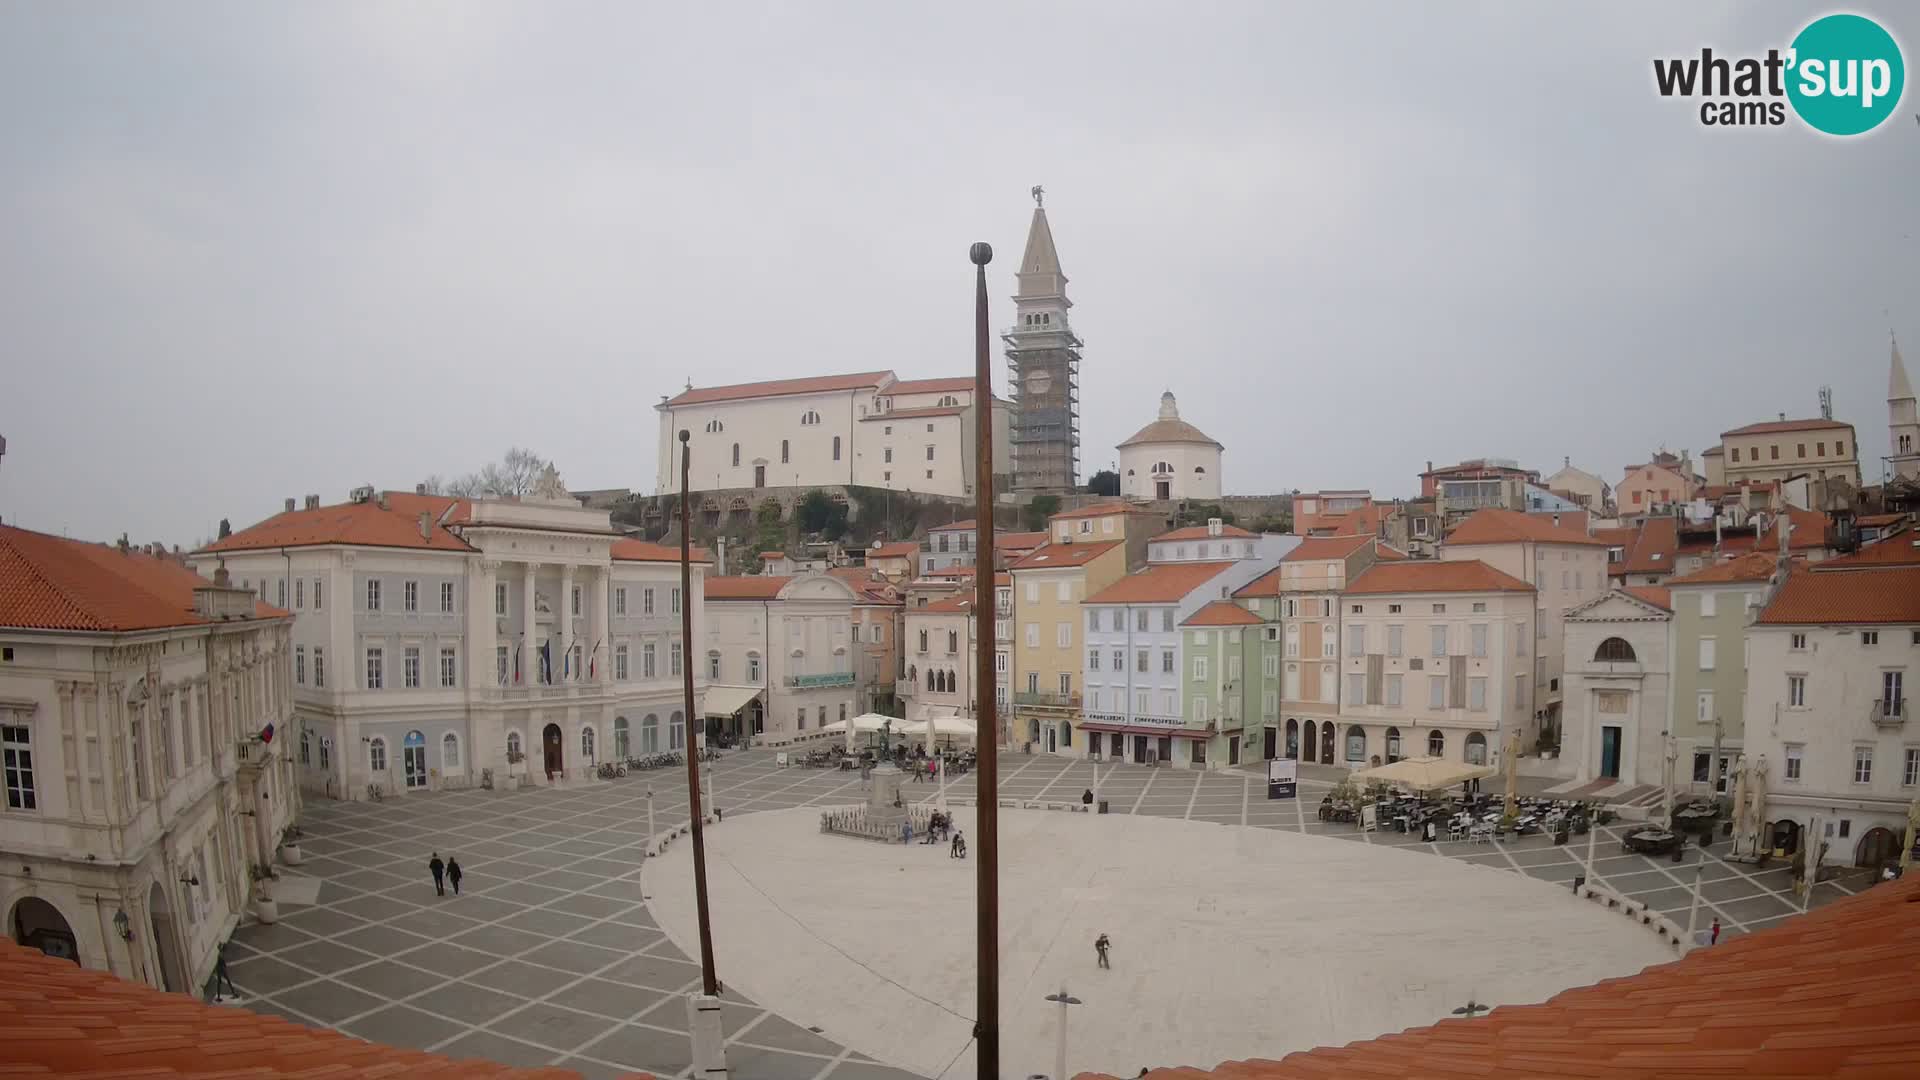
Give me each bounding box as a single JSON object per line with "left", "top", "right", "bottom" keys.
{"left": 2, "top": 524, "right": 294, "bottom": 995}
{"left": 192, "top": 478, "right": 707, "bottom": 801}
{"left": 1118, "top": 392, "right": 1223, "bottom": 502}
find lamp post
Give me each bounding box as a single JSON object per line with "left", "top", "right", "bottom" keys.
{"left": 1451, "top": 998, "right": 1490, "bottom": 1019}
{"left": 647, "top": 787, "right": 656, "bottom": 856}
{"left": 1044, "top": 986, "right": 1081, "bottom": 1080}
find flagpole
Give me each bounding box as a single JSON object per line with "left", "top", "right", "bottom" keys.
{"left": 678, "top": 428, "right": 728, "bottom": 1075}
{"left": 968, "top": 239, "right": 1000, "bottom": 1080}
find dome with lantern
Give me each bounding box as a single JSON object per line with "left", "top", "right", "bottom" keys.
{"left": 1117, "top": 391, "right": 1223, "bottom": 502}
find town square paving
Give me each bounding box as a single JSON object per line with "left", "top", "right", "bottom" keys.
{"left": 228, "top": 748, "right": 1872, "bottom": 1078}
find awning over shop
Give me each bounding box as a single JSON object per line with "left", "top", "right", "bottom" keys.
{"left": 1351, "top": 755, "right": 1495, "bottom": 791}
{"left": 1079, "top": 723, "right": 1210, "bottom": 740}
{"left": 702, "top": 684, "right": 764, "bottom": 718}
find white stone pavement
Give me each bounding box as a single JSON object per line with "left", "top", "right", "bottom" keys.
{"left": 647, "top": 806, "right": 1677, "bottom": 1080}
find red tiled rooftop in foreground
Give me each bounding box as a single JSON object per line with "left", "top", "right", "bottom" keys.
{"left": 0, "top": 939, "right": 643, "bottom": 1079}
{"left": 1078, "top": 876, "right": 1920, "bottom": 1080}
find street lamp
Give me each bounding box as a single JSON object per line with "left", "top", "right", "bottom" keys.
{"left": 112, "top": 908, "right": 132, "bottom": 942}
{"left": 1044, "top": 985, "right": 1082, "bottom": 1080}
{"left": 1451, "top": 998, "right": 1489, "bottom": 1018}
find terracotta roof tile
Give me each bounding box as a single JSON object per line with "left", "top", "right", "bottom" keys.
{"left": 1618, "top": 516, "right": 1679, "bottom": 575}
{"left": 1856, "top": 513, "right": 1911, "bottom": 529}
{"left": 1009, "top": 540, "right": 1124, "bottom": 570}
{"left": 994, "top": 530, "right": 1049, "bottom": 551}
{"left": 1346, "top": 560, "right": 1534, "bottom": 596}
{"left": 1757, "top": 564, "right": 1920, "bottom": 624}
{"left": 1278, "top": 535, "right": 1375, "bottom": 562}
{"left": 662, "top": 370, "right": 892, "bottom": 407}
{"left": 1, "top": 525, "right": 286, "bottom": 632}
{"left": 1667, "top": 551, "right": 1780, "bottom": 586}
{"left": 1621, "top": 584, "right": 1672, "bottom": 611}
{"left": 703, "top": 575, "right": 790, "bottom": 600}
{"left": 200, "top": 492, "right": 477, "bottom": 554}
{"left": 0, "top": 940, "right": 647, "bottom": 1079}
{"left": 1152, "top": 524, "right": 1255, "bottom": 542}
{"left": 1181, "top": 600, "right": 1264, "bottom": 626}
{"left": 1817, "top": 528, "right": 1920, "bottom": 569}
{"left": 1721, "top": 417, "right": 1853, "bottom": 436}
{"left": 1231, "top": 567, "right": 1281, "bottom": 599}
{"left": 885, "top": 376, "right": 974, "bottom": 395}
{"left": 868, "top": 542, "right": 921, "bottom": 560}
{"left": 609, "top": 538, "right": 712, "bottom": 564}
{"left": 1444, "top": 508, "right": 1609, "bottom": 547}
{"left": 921, "top": 594, "right": 980, "bottom": 613}
{"left": 1084, "top": 561, "right": 1236, "bottom": 604}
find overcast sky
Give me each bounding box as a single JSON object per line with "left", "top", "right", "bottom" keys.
{"left": 2, "top": 2, "right": 1915, "bottom": 546}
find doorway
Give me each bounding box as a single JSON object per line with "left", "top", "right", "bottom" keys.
{"left": 1320, "top": 724, "right": 1335, "bottom": 764}
{"left": 542, "top": 723, "right": 563, "bottom": 779}
{"left": 1303, "top": 721, "right": 1317, "bottom": 763}
{"left": 402, "top": 730, "right": 428, "bottom": 790}
{"left": 1600, "top": 725, "right": 1622, "bottom": 780}
{"left": 1228, "top": 736, "right": 1240, "bottom": 766}
{"left": 1109, "top": 732, "right": 1123, "bottom": 760}
{"left": 1855, "top": 827, "right": 1902, "bottom": 870}
{"left": 1263, "top": 727, "right": 1277, "bottom": 760}
{"left": 10, "top": 897, "right": 77, "bottom": 963}
{"left": 1285, "top": 719, "right": 1298, "bottom": 760}
{"left": 753, "top": 464, "right": 766, "bottom": 487}
{"left": 147, "top": 882, "right": 184, "bottom": 993}
{"left": 1155, "top": 480, "right": 1170, "bottom": 500}
{"left": 1132, "top": 734, "right": 1148, "bottom": 763}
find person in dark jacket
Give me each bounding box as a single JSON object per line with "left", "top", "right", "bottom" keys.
{"left": 446, "top": 856, "right": 464, "bottom": 896}
{"left": 428, "top": 853, "right": 446, "bottom": 896}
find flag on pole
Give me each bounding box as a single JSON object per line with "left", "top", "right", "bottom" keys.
{"left": 259, "top": 722, "right": 275, "bottom": 744}
{"left": 540, "top": 641, "right": 551, "bottom": 685}
{"left": 513, "top": 641, "right": 522, "bottom": 685}
{"left": 589, "top": 638, "right": 603, "bottom": 679}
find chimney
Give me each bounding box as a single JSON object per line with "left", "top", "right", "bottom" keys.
{"left": 1778, "top": 412, "right": 1786, "bottom": 422}
{"left": 718, "top": 536, "right": 727, "bottom": 575}
{"left": 285, "top": 497, "right": 296, "bottom": 513}
{"left": 213, "top": 558, "right": 231, "bottom": 587}
{"left": 419, "top": 512, "right": 431, "bottom": 540}
{"left": 416, "top": 483, "right": 427, "bottom": 495}
{"left": 305, "top": 494, "right": 320, "bottom": 510}
{"left": 1207, "top": 517, "right": 1223, "bottom": 537}
{"left": 377, "top": 493, "right": 389, "bottom": 510}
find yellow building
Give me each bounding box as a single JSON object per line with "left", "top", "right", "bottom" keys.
{"left": 1008, "top": 538, "right": 1127, "bottom": 752}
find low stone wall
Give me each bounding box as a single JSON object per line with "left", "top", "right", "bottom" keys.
{"left": 1574, "top": 879, "right": 1698, "bottom": 957}
{"left": 820, "top": 805, "right": 934, "bottom": 843}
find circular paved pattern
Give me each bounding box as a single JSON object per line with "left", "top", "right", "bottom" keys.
{"left": 227, "top": 748, "right": 1870, "bottom": 1078}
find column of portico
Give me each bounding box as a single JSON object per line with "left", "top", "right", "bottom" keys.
{"left": 473, "top": 559, "right": 499, "bottom": 690}
{"left": 591, "top": 565, "right": 612, "bottom": 685}
{"left": 522, "top": 561, "right": 540, "bottom": 683}
{"left": 560, "top": 565, "right": 576, "bottom": 683}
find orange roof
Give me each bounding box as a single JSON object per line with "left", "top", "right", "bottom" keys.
{"left": 1667, "top": 551, "right": 1780, "bottom": 586}
{"left": 1374, "top": 544, "right": 1408, "bottom": 561}
{"left": 200, "top": 491, "right": 477, "bottom": 554}
{"left": 1010, "top": 540, "right": 1124, "bottom": 570}
{"left": 1622, "top": 584, "right": 1673, "bottom": 611}
{"left": 1080, "top": 875, "right": 1920, "bottom": 1080}
{"left": 1231, "top": 566, "right": 1281, "bottom": 599}
{"left": 1817, "top": 528, "right": 1920, "bottom": 569}
{"left": 887, "top": 376, "right": 974, "bottom": 395}
{"left": 1759, "top": 507, "right": 1833, "bottom": 552}
{"left": 1084, "top": 561, "right": 1236, "bottom": 604}
{"left": 1049, "top": 500, "right": 1148, "bottom": 521}
{"left": 0, "top": 939, "right": 617, "bottom": 1080}
{"left": 929, "top": 519, "right": 977, "bottom": 532}
{"left": 1182, "top": 599, "right": 1263, "bottom": 626}
{"left": 1722, "top": 416, "right": 1853, "bottom": 436}
{"left": 921, "top": 593, "right": 980, "bottom": 614}
{"left": 868, "top": 541, "right": 921, "bottom": 559}
{"left": 1297, "top": 503, "right": 1383, "bottom": 537}
{"left": 1758, "top": 564, "right": 1920, "bottom": 625}
{"left": 1279, "top": 534, "right": 1375, "bottom": 562}
{"left": 1619, "top": 515, "right": 1679, "bottom": 575}
{"left": 1346, "top": 560, "right": 1533, "bottom": 596}
{"left": 1444, "top": 508, "right": 1608, "bottom": 547}
{"left": 610, "top": 538, "right": 711, "bottom": 564}
{"left": 2, "top": 525, "right": 286, "bottom": 632}
{"left": 663, "top": 370, "right": 891, "bottom": 407}
{"left": 924, "top": 565, "right": 977, "bottom": 579}
{"left": 829, "top": 566, "right": 904, "bottom": 604}
{"left": 758, "top": 551, "right": 784, "bottom": 560}
{"left": 1857, "top": 512, "right": 1911, "bottom": 528}
{"left": 704, "top": 575, "right": 791, "bottom": 600}
{"left": 1152, "top": 524, "right": 1255, "bottom": 542}
{"left": 994, "top": 530, "right": 1049, "bottom": 550}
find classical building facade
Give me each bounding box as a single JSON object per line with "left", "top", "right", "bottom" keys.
{"left": 1561, "top": 586, "right": 1673, "bottom": 786}
{"left": 1543, "top": 458, "right": 1613, "bottom": 515}
{"left": 1117, "top": 392, "right": 1223, "bottom": 502}
{"left": 654, "top": 372, "right": 1010, "bottom": 500}
{"left": 702, "top": 573, "right": 857, "bottom": 745}
{"left": 1003, "top": 196, "right": 1082, "bottom": 495}
{"left": 2, "top": 526, "right": 294, "bottom": 997}
{"left": 1009, "top": 539, "right": 1126, "bottom": 752}
{"left": 1665, "top": 551, "right": 1786, "bottom": 796}
{"left": 193, "top": 483, "right": 707, "bottom": 798}
{"left": 1703, "top": 416, "right": 1860, "bottom": 488}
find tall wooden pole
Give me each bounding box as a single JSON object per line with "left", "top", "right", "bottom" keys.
{"left": 679, "top": 429, "right": 720, "bottom": 997}
{"left": 968, "top": 240, "right": 1000, "bottom": 1079}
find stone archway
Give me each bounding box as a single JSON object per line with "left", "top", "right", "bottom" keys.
{"left": 147, "top": 881, "right": 185, "bottom": 993}
{"left": 9, "top": 896, "right": 77, "bottom": 963}
{"left": 542, "top": 723, "right": 563, "bottom": 780}
{"left": 1302, "top": 720, "right": 1317, "bottom": 763}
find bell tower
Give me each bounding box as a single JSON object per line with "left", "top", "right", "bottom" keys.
{"left": 1003, "top": 188, "right": 1082, "bottom": 496}
{"left": 1890, "top": 333, "right": 1919, "bottom": 482}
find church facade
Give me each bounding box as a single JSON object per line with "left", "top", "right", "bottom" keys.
{"left": 1118, "top": 392, "right": 1224, "bottom": 502}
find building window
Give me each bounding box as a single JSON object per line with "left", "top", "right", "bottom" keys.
{"left": 440, "top": 647, "right": 457, "bottom": 687}
{"left": 366, "top": 647, "right": 385, "bottom": 690}
{"left": 582, "top": 726, "right": 597, "bottom": 761}
{"left": 495, "top": 583, "right": 508, "bottom": 616}
{"left": 1905, "top": 747, "right": 1919, "bottom": 787}
{"left": 1056, "top": 623, "right": 1070, "bottom": 648}
{"left": 295, "top": 646, "right": 306, "bottom": 685}
{"left": 1428, "top": 676, "right": 1445, "bottom": 709}
{"left": 1346, "top": 672, "right": 1366, "bottom": 704}
{"left": 571, "top": 585, "right": 582, "bottom": 617}
{"left": 615, "top": 587, "right": 627, "bottom": 615}
{"left": 708, "top": 651, "right": 721, "bottom": 680}
{"left": 616, "top": 644, "right": 630, "bottom": 681}
{"left": 1784, "top": 744, "right": 1802, "bottom": 781}
{"left": 1385, "top": 673, "right": 1403, "bottom": 707}
{"left": 295, "top": 578, "right": 304, "bottom": 609}
{"left": 1770, "top": 444, "right": 1779, "bottom": 460}
{"left": 1788, "top": 674, "right": 1806, "bottom": 708}
{"left": 1136, "top": 610, "right": 1150, "bottom": 632}
{"left": 1862, "top": 630, "right": 1880, "bottom": 646}
{"left": 1853, "top": 747, "right": 1872, "bottom": 784}
{"left": 368, "top": 737, "right": 387, "bottom": 773}
{"left": 366, "top": 578, "right": 381, "bottom": 612}
{"left": 833, "top": 436, "right": 841, "bottom": 461}
{"left": 314, "top": 646, "right": 326, "bottom": 688}
{"left": 507, "top": 730, "right": 522, "bottom": 759}
{"left": 1468, "top": 677, "right": 1487, "bottom": 711}
{"left": 1348, "top": 625, "right": 1366, "bottom": 657}
{"left": 1883, "top": 670, "right": 1904, "bottom": 716}
{"left": 747, "top": 653, "right": 762, "bottom": 682}
{"left": 2, "top": 724, "right": 34, "bottom": 810}
{"left": 1193, "top": 656, "right": 1209, "bottom": 680}
{"left": 1387, "top": 625, "right": 1403, "bottom": 658}
{"left": 1431, "top": 603, "right": 1446, "bottom": 614}
{"left": 277, "top": 579, "right": 286, "bottom": 607}
{"left": 402, "top": 646, "right": 420, "bottom": 688}
{"left": 671, "top": 641, "right": 682, "bottom": 676}
{"left": 732, "top": 443, "right": 741, "bottom": 466}
{"left": 1471, "top": 624, "right": 1488, "bottom": 658}
{"left": 1059, "top": 672, "right": 1072, "bottom": 695}
{"left": 1594, "top": 637, "right": 1636, "bottom": 662}
{"left": 404, "top": 580, "right": 418, "bottom": 612}
{"left": 1699, "top": 637, "right": 1716, "bottom": 670}
{"left": 496, "top": 644, "right": 509, "bottom": 685}
{"left": 1431, "top": 625, "right": 1447, "bottom": 657}
{"left": 443, "top": 733, "right": 461, "bottom": 769}
{"left": 438, "top": 582, "right": 454, "bottom": 613}
{"left": 927, "top": 445, "right": 935, "bottom": 461}
{"left": 1700, "top": 591, "right": 1717, "bottom": 618}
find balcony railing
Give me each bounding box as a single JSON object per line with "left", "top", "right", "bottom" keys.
{"left": 1871, "top": 697, "right": 1907, "bottom": 730}
{"left": 1013, "top": 690, "right": 1081, "bottom": 709}
{"left": 788, "top": 672, "right": 856, "bottom": 689}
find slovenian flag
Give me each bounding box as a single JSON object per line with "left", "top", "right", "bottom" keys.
{"left": 259, "top": 722, "right": 275, "bottom": 744}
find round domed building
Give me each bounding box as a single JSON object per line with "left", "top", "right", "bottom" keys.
{"left": 1118, "top": 391, "right": 1223, "bottom": 502}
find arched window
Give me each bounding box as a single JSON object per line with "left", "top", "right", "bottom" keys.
{"left": 581, "top": 725, "right": 596, "bottom": 760}
{"left": 731, "top": 443, "right": 741, "bottom": 467}
{"left": 1194, "top": 466, "right": 1206, "bottom": 474}
{"left": 747, "top": 652, "right": 762, "bottom": 682}
{"left": 906, "top": 664, "right": 917, "bottom": 684}
{"left": 1384, "top": 726, "right": 1402, "bottom": 763}
{"left": 300, "top": 727, "right": 312, "bottom": 766}
{"left": 1428, "top": 730, "right": 1445, "bottom": 757}
{"left": 1060, "top": 721, "right": 1072, "bottom": 748}
{"left": 706, "top": 419, "right": 724, "bottom": 433}
{"left": 708, "top": 650, "right": 722, "bottom": 680}
{"left": 613, "top": 716, "right": 630, "bottom": 759}
{"left": 1594, "top": 637, "right": 1637, "bottom": 662}
{"left": 1284, "top": 718, "right": 1299, "bottom": 758}
{"left": 442, "top": 732, "right": 460, "bottom": 769}
{"left": 368, "top": 737, "right": 387, "bottom": 773}
{"left": 925, "top": 668, "right": 935, "bottom": 691}
{"left": 1465, "top": 732, "right": 1488, "bottom": 765}
{"left": 642, "top": 714, "right": 660, "bottom": 753}
{"left": 669, "top": 711, "right": 685, "bottom": 750}
{"left": 507, "top": 731, "right": 522, "bottom": 759}
{"left": 832, "top": 435, "right": 841, "bottom": 461}
{"left": 1344, "top": 725, "right": 1366, "bottom": 762}
{"left": 1153, "top": 461, "right": 1172, "bottom": 474}
{"left": 1302, "top": 720, "right": 1317, "bottom": 763}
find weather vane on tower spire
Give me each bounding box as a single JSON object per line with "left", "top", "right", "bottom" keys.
{"left": 1030, "top": 184, "right": 1044, "bottom": 208}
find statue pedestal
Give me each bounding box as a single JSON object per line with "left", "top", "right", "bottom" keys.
{"left": 868, "top": 763, "right": 908, "bottom": 836}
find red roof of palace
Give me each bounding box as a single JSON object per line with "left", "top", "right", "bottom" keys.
{"left": 1346, "top": 560, "right": 1534, "bottom": 596}
{"left": 1757, "top": 564, "right": 1920, "bottom": 625}
{"left": 1, "top": 524, "right": 286, "bottom": 632}
{"left": 1622, "top": 584, "right": 1673, "bottom": 611}
{"left": 1009, "top": 540, "right": 1125, "bottom": 570}
{"left": 1721, "top": 416, "right": 1854, "bottom": 436}
{"left": 662, "top": 370, "right": 893, "bottom": 407}
{"left": 610, "top": 538, "right": 711, "bottom": 564}
{"left": 199, "top": 491, "right": 477, "bottom": 554}
{"left": 703, "top": 575, "right": 791, "bottom": 600}
{"left": 1085, "top": 561, "right": 1237, "bottom": 604}
{"left": 1444, "top": 508, "right": 1609, "bottom": 547}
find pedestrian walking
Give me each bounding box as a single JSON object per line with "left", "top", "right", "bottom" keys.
{"left": 1081, "top": 788, "right": 1093, "bottom": 806}
{"left": 428, "top": 852, "right": 446, "bottom": 896}
{"left": 901, "top": 819, "right": 913, "bottom": 845}
{"left": 446, "top": 856, "right": 463, "bottom": 896}
{"left": 1710, "top": 917, "right": 1721, "bottom": 945}
{"left": 950, "top": 830, "right": 966, "bottom": 859}
{"left": 211, "top": 941, "right": 237, "bottom": 1001}
{"left": 1095, "top": 933, "right": 1111, "bottom": 969}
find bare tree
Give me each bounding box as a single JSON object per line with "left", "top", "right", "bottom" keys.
{"left": 418, "top": 474, "right": 447, "bottom": 496}
{"left": 478, "top": 447, "right": 548, "bottom": 498}
{"left": 445, "top": 473, "right": 487, "bottom": 497}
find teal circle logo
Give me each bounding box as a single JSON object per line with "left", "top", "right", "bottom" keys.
{"left": 1786, "top": 13, "right": 1905, "bottom": 136}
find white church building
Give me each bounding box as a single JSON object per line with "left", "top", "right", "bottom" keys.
{"left": 1118, "top": 392, "right": 1223, "bottom": 502}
